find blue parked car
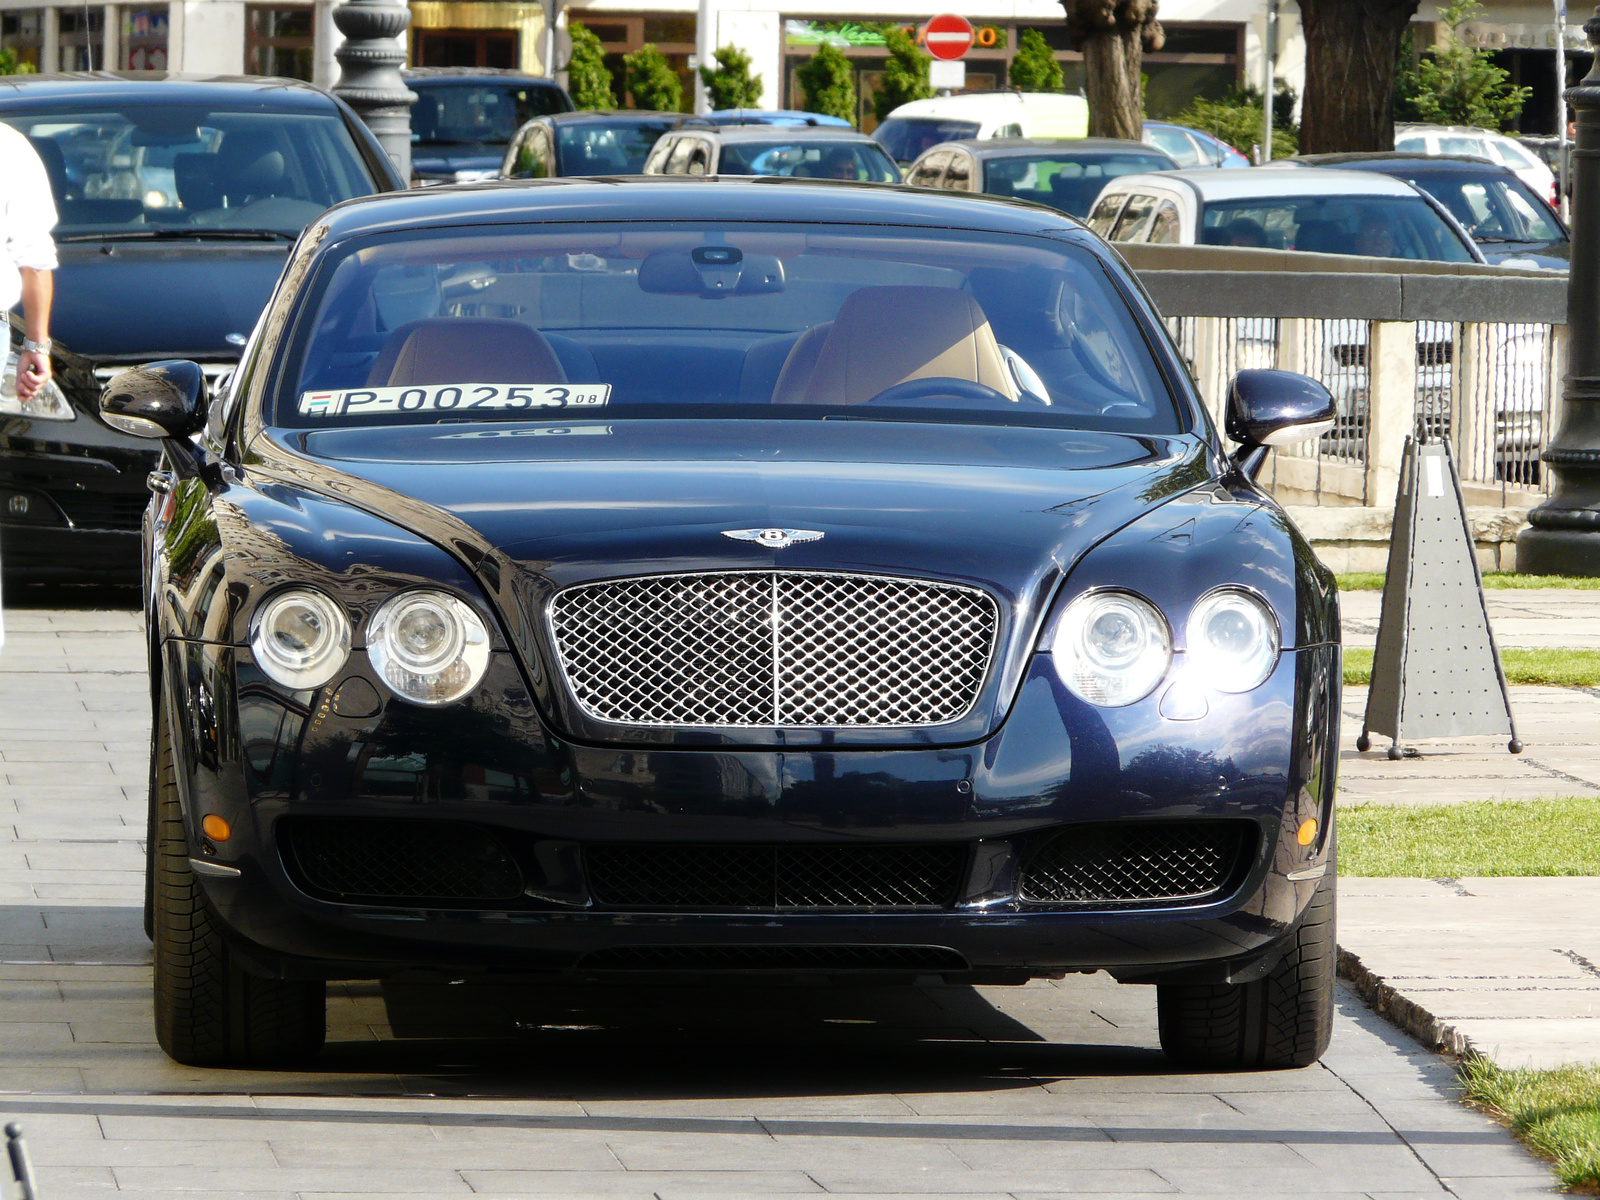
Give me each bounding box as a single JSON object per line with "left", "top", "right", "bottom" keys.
{"left": 1145, "top": 121, "right": 1251, "bottom": 168}
{"left": 112, "top": 176, "right": 1342, "bottom": 1073}
{"left": 695, "top": 108, "right": 854, "bottom": 128}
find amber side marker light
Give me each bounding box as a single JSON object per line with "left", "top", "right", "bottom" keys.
{"left": 202, "top": 815, "right": 232, "bottom": 843}
{"left": 1296, "top": 819, "right": 1318, "bottom": 847}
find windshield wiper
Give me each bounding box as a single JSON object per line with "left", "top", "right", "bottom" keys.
{"left": 60, "top": 229, "right": 296, "bottom": 243}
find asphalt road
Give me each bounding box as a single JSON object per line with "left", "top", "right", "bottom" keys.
{"left": 0, "top": 588, "right": 1562, "bottom": 1199}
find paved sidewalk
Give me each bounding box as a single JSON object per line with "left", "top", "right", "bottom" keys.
{"left": 1340, "top": 879, "right": 1600, "bottom": 1070}
{"left": 1340, "top": 588, "right": 1600, "bottom": 650}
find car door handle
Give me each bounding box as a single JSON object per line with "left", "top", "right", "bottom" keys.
{"left": 146, "top": 470, "right": 174, "bottom": 495}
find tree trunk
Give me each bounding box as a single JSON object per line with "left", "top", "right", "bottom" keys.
{"left": 1063, "top": 0, "right": 1163, "bottom": 140}
{"left": 1299, "top": 0, "right": 1420, "bottom": 153}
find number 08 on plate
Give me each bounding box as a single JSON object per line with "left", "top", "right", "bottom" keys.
{"left": 299, "top": 383, "right": 610, "bottom": 417}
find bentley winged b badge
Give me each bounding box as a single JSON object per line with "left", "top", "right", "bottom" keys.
{"left": 722, "top": 528, "right": 825, "bottom": 549}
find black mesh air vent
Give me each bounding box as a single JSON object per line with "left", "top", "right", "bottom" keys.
{"left": 1019, "top": 821, "right": 1255, "bottom": 907}
{"left": 48, "top": 490, "right": 148, "bottom": 531}
{"left": 584, "top": 843, "right": 968, "bottom": 910}
{"left": 578, "top": 945, "right": 969, "bottom": 972}
{"left": 281, "top": 818, "right": 523, "bottom": 903}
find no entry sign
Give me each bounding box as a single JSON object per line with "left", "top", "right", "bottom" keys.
{"left": 923, "top": 13, "right": 974, "bottom": 60}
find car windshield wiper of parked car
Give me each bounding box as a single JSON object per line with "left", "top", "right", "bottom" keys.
{"left": 58, "top": 229, "right": 298, "bottom": 243}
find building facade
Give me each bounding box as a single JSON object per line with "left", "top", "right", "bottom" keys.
{"left": 0, "top": 0, "right": 1589, "bottom": 136}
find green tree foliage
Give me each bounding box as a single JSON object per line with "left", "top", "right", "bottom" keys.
{"left": 871, "top": 25, "right": 932, "bottom": 124}
{"left": 1008, "top": 28, "right": 1063, "bottom": 92}
{"left": 0, "top": 47, "right": 36, "bottom": 74}
{"left": 566, "top": 22, "right": 616, "bottom": 110}
{"left": 625, "top": 43, "right": 684, "bottom": 113}
{"left": 699, "top": 43, "right": 763, "bottom": 110}
{"left": 795, "top": 43, "right": 858, "bottom": 124}
{"left": 1170, "top": 83, "right": 1298, "bottom": 160}
{"left": 1393, "top": 0, "right": 1529, "bottom": 130}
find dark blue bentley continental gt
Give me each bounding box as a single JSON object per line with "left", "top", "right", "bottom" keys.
{"left": 105, "top": 176, "right": 1342, "bottom": 1070}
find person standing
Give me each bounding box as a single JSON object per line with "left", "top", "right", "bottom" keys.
{"left": 0, "top": 120, "right": 60, "bottom": 648}
{"left": 2, "top": 121, "right": 59, "bottom": 406}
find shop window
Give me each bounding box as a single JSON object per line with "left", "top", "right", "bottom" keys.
{"left": 642, "top": 15, "right": 694, "bottom": 43}
{"left": 416, "top": 29, "right": 518, "bottom": 69}
{"left": 1, "top": 10, "right": 43, "bottom": 69}
{"left": 121, "top": 6, "right": 168, "bottom": 70}
{"left": 58, "top": 7, "right": 106, "bottom": 71}
{"left": 247, "top": 5, "right": 314, "bottom": 80}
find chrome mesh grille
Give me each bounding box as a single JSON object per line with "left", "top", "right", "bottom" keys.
{"left": 549, "top": 571, "right": 997, "bottom": 728}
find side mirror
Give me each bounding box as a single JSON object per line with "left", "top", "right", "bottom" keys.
{"left": 99, "top": 360, "right": 207, "bottom": 440}
{"left": 1225, "top": 369, "right": 1336, "bottom": 480}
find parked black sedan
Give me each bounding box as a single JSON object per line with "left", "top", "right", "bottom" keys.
{"left": 112, "top": 177, "right": 1341, "bottom": 1071}
{"left": 0, "top": 73, "right": 403, "bottom": 583}
{"left": 1278, "top": 152, "right": 1569, "bottom": 269}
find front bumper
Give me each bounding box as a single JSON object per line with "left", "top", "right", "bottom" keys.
{"left": 164, "top": 639, "right": 1341, "bottom": 982}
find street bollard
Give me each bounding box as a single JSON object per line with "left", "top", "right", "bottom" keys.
{"left": 1518, "top": 5, "right": 1600, "bottom": 574}
{"left": 6, "top": 1122, "right": 37, "bottom": 1200}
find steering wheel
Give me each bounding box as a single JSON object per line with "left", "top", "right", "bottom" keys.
{"left": 863, "top": 377, "right": 1018, "bottom": 409}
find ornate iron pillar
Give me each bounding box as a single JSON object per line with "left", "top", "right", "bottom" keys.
{"left": 332, "top": 0, "right": 417, "bottom": 183}
{"left": 1519, "top": 7, "right": 1600, "bottom": 573}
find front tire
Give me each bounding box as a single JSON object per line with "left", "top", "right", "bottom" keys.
{"left": 1156, "top": 868, "right": 1336, "bottom": 1070}
{"left": 152, "top": 702, "right": 326, "bottom": 1066}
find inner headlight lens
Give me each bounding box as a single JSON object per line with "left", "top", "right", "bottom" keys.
{"left": 1187, "top": 588, "right": 1280, "bottom": 692}
{"left": 1, "top": 366, "right": 75, "bottom": 421}
{"left": 1051, "top": 590, "right": 1171, "bottom": 706}
{"left": 250, "top": 589, "right": 351, "bottom": 690}
{"left": 368, "top": 590, "right": 489, "bottom": 705}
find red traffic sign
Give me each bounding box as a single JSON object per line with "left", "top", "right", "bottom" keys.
{"left": 923, "top": 13, "right": 974, "bottom": 60}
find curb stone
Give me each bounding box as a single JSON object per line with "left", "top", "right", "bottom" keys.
{"left": 1337, "top": 944, "right": 1479, "bottom": 1059}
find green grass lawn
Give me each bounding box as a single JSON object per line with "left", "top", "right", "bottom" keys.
{"left": 1340, "top": 797, "right": 1600, "bottom": 877}
{"left": 1338, "top": 571, "right": 1600, "bottom": 591}
{"left": 1460, "top": 1058, "right": 1600, "bottom": 1191}
{"left": 1343, "top": 647, "right": 1600, "bottom": 688}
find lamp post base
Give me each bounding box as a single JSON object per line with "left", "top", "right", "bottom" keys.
{"left": 1515, "top": 526, "right": 1600, "bottom": 576}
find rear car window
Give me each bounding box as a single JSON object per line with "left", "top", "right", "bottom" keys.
{"left": 873, "top": 118, "right": 980, "bottom": 163}
{"left": 1199, "top": 196, "right": 1478, "bottom": 261}
{"left": 410, "top": 84, "right": 568, "bottom": 146}
{"left": 716, "top": 140, "right": 899, "bottom": 182}
{"left": 556, "top": 120, "right": 672, "bottom": 174}
{"left": 983, "top": 153, "right": 1175, "bottom": 216}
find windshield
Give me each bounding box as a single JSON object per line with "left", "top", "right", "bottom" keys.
{"left": 1407, "top": 171, "right": 1565, "bottom": 245}
{"left": 873, "top": 118, "right": 980, "bottom": 163}
{"left": 411, "top": 84, "right": 567, "bottom": 147}
{"left": 2, "top": 106, "right": 376, "bottom": 240}
{"left": 556, "top": 121, "right": 673, "bottom": 174}
{"left": 717, "top": 141, "right": 900, "bottom": 182}
{"left": 985, "top": 153, "right": 1176, "bottom": 215}
{"left": 1200, "top": 196, "right": 1477, "bottom": 262}
{"left": 276, "top": 223, "right": 1178, "bottom": 435}
{"left": 1146, "top": 126, "right": 1200, "bottom": 167}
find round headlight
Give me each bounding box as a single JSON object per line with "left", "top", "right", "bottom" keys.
{"left": 1186, "top": 588, "right": 1280, "bottom": 693}
{"left": 368, "top": 590, "right": 490, "bottom": 705}
{"left": 250, "top": 589, "right": 351, "bottom": 690}
{"left": 1051, "top": 590, "right": 1172, "bottom": 707}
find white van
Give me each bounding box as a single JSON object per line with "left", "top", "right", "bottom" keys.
{"left": 872, "top": 92, "right": 1089, "bottom": 164}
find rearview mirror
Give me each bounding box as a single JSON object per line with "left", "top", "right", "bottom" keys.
{"left": 1225, "top": 369, "right": 1336, "bottom": 480}
{"left": 100, "top": 360, "right": 207, "bottom": 440}
{"left": 637, "top": 248, "right": 785, "bottom": 297}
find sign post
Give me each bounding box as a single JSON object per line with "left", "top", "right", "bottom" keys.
{"left": 924, "top": 13, "right": 972, "bottom": 93}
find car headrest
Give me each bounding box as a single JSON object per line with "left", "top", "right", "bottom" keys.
{"left": 367, "top": 318, "right": 569, "bottom": 388}
{"left": 173, "top": 152, "right": 220, "bottom": 211}
{"left": 791, "top": 286, "right": 1014, "bottom": 406}
{"left": 218, "top": 131, "right": 285, "bottom": 196}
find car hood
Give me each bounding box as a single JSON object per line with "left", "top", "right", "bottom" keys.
{"left": 263, "top": 418, "right": 1214, "bottom": 738}
{"left": 52, "top": 243, "right": 289, "bottom": 361}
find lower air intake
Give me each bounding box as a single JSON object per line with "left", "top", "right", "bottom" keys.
{"left": 578, "top": 945, "right": 969, "bottom": 972}
{"left": 1019, "top": 821, "right": 1256, "bottom": 907}
{"left": 281, "top": 818, "right": 523, "bottom": 903}
{"left": 584, "top": 843, "right": 968, "bottom": 910}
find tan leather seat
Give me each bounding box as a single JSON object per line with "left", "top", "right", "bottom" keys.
{"left": 774, "top": 286, "right": 1016, "bottom": 406}
{"left": 367, "top": 318, "right": 567, "bottom": 387}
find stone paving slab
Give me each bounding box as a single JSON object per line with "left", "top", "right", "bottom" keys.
{"left": 1340, "top": 878, "right": 1600, "bottom": 1069}
{"left": 1340, "top": 588, "right": 1600, "bottom": 650}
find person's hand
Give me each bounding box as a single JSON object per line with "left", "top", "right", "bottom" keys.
{"left": 16, "top": 349, "right": 50, "bottom": 402}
